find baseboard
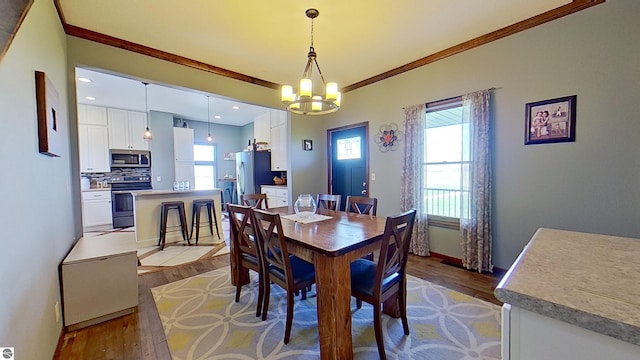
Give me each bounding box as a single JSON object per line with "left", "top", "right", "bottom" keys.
{"left": 429, "top": 251, "right": 464, "bottom": 267}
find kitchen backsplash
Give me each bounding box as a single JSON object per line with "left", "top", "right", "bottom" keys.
{"left": 81, "top": 168, "right": 151, "bottom": 188}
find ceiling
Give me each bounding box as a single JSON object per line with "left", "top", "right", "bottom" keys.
{"left": 62, "top": 0, "right": 580, "bottom": 126}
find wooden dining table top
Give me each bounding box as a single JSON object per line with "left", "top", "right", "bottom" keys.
{"left": 268, "top": 206, "right": 387, "bottom": 257}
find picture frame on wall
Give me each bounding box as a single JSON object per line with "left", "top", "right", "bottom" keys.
{"left": 303, "top": 139, "right": 313, "bottom": 151}
{"left": 525, "top": 95, "right": 576, "bottom": 145}
{"left": 35, "top": 71, "right": 62, "bottom": 157}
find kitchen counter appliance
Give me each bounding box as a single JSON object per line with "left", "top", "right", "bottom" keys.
{"left": 111, "top": 174, "right": 151, "bottom": 228}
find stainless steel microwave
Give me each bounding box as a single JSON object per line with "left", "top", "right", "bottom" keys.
{"left": 110, "top": 150, "right": 151, "bottom": 168}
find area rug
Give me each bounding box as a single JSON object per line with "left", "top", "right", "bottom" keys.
{"left": 151, "top": 269, "right": 501, "bottom": 359}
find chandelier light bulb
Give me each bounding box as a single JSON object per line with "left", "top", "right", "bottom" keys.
{"left": 312, "top": 96, "right": 322, "bottom": 111}
{"left": 299, "top": 78, "right": 312, "bottom": 98}
{"left": 326, "top": 82, "right": 338, "bottom": 101}
{"left": 281, "top": 85, "right": 293, "bottom": 102}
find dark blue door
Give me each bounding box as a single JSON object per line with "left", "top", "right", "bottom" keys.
{"left": 329, "top": 124, "right": 368, "bottom": 211}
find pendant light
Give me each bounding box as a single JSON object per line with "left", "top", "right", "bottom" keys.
{"left": 142, "top": 82, "right": 152, "bottom": 140}
{"left": 206, "top": 95, "right": 213, "bottom": 142}
{"left": 281, "top": 9, "right": 340, "bottom": 115}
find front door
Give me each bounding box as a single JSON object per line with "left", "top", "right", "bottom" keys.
{"left": 328, "top": 123, "right": 369, "bottom": 211}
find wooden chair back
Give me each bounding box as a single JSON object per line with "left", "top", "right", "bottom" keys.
{"left": 251, "top": 209, "right": 291, "bottom": 284}
{"left": 345, "top": 196, "right": 378, "bottom": 215}
{"left": 376, "top": 209, "right": 417, "bottom": 287}
{"left": 316, "top": 194, "right": 341, "bottom": 211}
{"left": 240, "top": 193, "right": 269, "bottom": 209}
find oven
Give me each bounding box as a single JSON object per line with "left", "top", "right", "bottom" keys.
{"left": 111, "top": 179, "right": 152, "bottom": 228}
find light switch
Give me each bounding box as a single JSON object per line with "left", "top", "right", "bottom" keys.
{"left": 371, "top": 173, "right": 376, "bottom": 181}
{"left": 157, "top": 176, "right": 162, "bottom": 182}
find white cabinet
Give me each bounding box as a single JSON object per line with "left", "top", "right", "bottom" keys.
{"left": 62, "top": 232, "right": 138, "bottom": 330}
{"left": 262, "top": 185, "right": 289, "bottom": 207}
{"left": 81, "top": 190, "right": 112, "bottom": 228}
{"left": 173, "top": 127, "right": 195, "bottom": 186}
{"left": 107, "top": 108, "right": 149, "bottom": 150}
{"left": 78, "top": 104, "right": 110, "bottom": 173}
{"left": 78, "top": 104, "right": 108, "bottom": 126}
{"left": 270, "top": 109, "right": 287, "bottom": 127}
{"left": 502, "top": 304, "right": 640, "bottom": 360}
{"left": 270, "top": 123, "right": 287, "bottom": 171}
{"left": 254, "top": 112, "right": 271, "bottom": 145}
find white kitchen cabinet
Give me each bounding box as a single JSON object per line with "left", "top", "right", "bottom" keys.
{"left": 107, "top": 108, "right": 149, "bottom": 150}
{"left": 254, "top": 111, "right": 271, "bottom": 145}
{"left": 174, "top": 127, "right": 195, "bottom": 186}
{"left": 78, "top": 104, "right": 110, "bottom": 172}
{"left": 81, "top": 190, "right": 112, "bottom": 228}
{"left": 78, "top": 104, "right": 108, "bottom": 126}
{"left": 502, "top": 304, "right": 640, "bottom": 360}
{"left": 62, "top": 232, "right": 138, "bottom": 330}
{"left": 270, "top": 123, "right": 287, "bottom": 171}
{"left": 270, "top": 109, "right": 287, "bottom": 127}
{"left": 261, "top": 185, "right": 289, "bottom": 207}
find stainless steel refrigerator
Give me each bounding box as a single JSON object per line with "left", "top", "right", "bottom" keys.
{"left": 236, "top": 151, "right": 279, "bottom": 200}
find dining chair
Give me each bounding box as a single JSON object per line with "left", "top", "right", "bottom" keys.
{"left": 240, "top": 193, "right": 269, "bottom": 209}
{"left": 316, "top": 194, "right": 341, "bottom": 211}
{"left": 251, "top": 208, "right": 316, "bottom": 344}
{"left": 349, "top": 208, "right": 417, "bottom": 360}
{"left": 227, "top": 203, "right": 264, "bottom": 317}
{"left": 345, "top": 195, "right": 378, "bottom": 215}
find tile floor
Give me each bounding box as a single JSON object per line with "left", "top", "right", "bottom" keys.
{"left": 84, "top": 214, "right": 231, "bottom": 275}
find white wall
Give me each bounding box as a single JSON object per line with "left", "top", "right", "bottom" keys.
{"left": 0, "top": 0, "right": 73, "bottom": 358}
{"left": 322, "top": 0, "right": 640, "bottom": 269}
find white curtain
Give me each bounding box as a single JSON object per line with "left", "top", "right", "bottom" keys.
{"left": 460, "top": 90, "right": 493, "bottom": 272}
{"left": 401, "top": 104, "right": 429, "bottom": 256}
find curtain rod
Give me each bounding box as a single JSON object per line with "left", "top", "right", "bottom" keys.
{"left": 402, "top": 87, "right": 497, "bottom": 109}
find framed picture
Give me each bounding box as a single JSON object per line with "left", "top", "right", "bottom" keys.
{"left": 525, "top": 95, "right": 576, "bottom": 145}
{"left": 223, "top": 152, "right": 234, "bottom": 161}
{"left": 303, "top": 139, "right": 313, "bottom": 151}
{"left": 35, "top": 71, "right": 62, "bottom": 156}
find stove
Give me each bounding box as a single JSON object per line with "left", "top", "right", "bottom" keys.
{"left": 110, "top": 170, "right": 152, "bottom": 228}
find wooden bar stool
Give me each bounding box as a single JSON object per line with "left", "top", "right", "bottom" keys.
{"left": 158, "top": 201, "right": 190, "bottom": 250}
{"left": 190, "top": 199, "right": 221, "bottom": 245}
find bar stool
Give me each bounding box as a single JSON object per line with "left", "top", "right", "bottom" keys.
{"left": 158, "top": 201, "right": 190, "bottom": 250}
{"left": 190, "top": 199, "right": 221, "bottom": 245}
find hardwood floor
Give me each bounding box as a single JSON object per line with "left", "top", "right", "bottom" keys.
{"left": 53, "top": 253, "right": 504, "bottom": 359}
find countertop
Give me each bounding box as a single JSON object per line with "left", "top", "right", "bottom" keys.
{"left": 261, "top": 184, "right": 287, "bottom": 188}
{"left": 63, "top": 232, "right": 136, "bottom": 264}
{"left": 82, "top": 188, "right": 111, "bottom": 192}
{"left": 494, "top": 228, "right": 640, "bottom": 346}
{"left": 130, "top": 188, "right": 222, "bottom": 197}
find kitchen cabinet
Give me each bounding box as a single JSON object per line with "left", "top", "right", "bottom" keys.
{"left": 62, "top": 232, "right": 138, "bottom": 330}
{"left": 81, "top": 190, "right": 112, "bottom": 228}
{"left": 254, "top": 111, "right": 271, "bottom": 145}
{"left": 107, "top": 108, "right": 149, "bottom": 150}
{"left": 173, "top": 127, "right": 195, "bottom": 186}
{"left": 270, "top": 109, "right": 287, "bottom": 127}
{"left": 261, "top": 185, "right": 289, "bottom": 207}
{"left": 79, "top": 125, "right": 110, "bottom": 172}
{"left": 270, "top": 122, "right": 287, "bottom": 171}
{"left": 78, "top": 104, "right": 110, "bottom": 172}
{"left": 78, "top": 103, "right": 108, "bottom": 126}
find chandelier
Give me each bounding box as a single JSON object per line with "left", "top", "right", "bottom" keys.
{"left": 281, "top": 9, "right": 341, "bottom": 115}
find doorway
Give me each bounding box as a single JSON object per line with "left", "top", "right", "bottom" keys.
{"left": 327, "top": 122, "right": 369, "bottom": 211}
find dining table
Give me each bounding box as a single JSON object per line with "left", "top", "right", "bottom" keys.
{"left": 230, "top": 206, "right": 398, "bottom": 360}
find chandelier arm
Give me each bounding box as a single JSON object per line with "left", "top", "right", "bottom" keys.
{"left": 312, "top": 57, "right": 328, "bottom": 86}
{"left": 302, "top": 56, "right": 314, "bottom": 78}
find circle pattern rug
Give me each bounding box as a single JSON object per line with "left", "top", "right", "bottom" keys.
{"left": 151, "top": 268, "right": 501, "bottom": 359}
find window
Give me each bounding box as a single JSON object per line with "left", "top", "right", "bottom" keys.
{"left": 336, "top": 136, "right": 361, "bottom": 160}
{"left": 193, "top": 144, "right": 216, "bottom": 190}
{"left": 424, "top": 97, "right": 469, "bottom": 221}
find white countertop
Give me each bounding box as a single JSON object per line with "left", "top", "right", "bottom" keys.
{"left": 495, "top": 228, "right": 640, "bottom": 346}
{"left": 82, "top": 188, "right": 111, "bottom": 192}
{"left": 130, "top": 188, "right": 222, "bottom": 197}
{"left": 63, "top": 232, "right": 137, "bottom": 264}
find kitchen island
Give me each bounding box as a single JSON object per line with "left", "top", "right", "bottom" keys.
{"left": 131, "top": 189, "right": 224, "bottom": 247}
{"left": 495, "top": 228, "right": 640, "bottom": 360}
